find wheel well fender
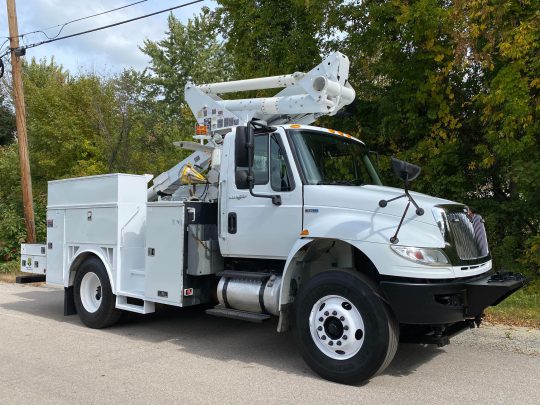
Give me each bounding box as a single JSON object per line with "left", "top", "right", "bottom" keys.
{"left": 279, "top": 238, "right": 380, "bottom": 311}
{"left": 67, "top": 249, "right": 114, "bottom": 292}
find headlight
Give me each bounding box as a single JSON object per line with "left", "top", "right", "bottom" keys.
{"left": 390, "top": 245, "right": 450, "bottom": 266}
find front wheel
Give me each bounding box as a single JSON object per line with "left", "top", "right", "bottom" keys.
{"left": 293, "top": 271, "right": 398, "bottom": 384}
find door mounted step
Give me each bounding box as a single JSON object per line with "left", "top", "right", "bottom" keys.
{"left": 116, "top": 295, "right": 155, "bottom": 314}
{"left": 205, "top": 307, "right": 271, "bottom": 323}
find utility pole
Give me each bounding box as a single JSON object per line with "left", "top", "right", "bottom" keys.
{"left": 6, "top": 0, "right": 36, "bottom": 243}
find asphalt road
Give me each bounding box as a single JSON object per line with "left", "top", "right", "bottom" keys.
{"left": 1, "top": 283, "right": 539, "bottom": 405}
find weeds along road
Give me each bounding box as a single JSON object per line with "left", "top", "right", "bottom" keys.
{"left": 1, "top": 282, "right": 539, "bottom": 405}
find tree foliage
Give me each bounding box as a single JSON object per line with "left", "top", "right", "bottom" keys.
{"left": 215, "top": 0, "right": 332, "bottom": 78}
{"left": 0, "top": 104, "right": 15, "bottom": 146}
{"left": 141, "top": 8, "right": 233, "bottom": 116}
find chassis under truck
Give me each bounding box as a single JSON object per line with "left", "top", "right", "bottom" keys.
{"left": 20, "top": 52, "right": 526, "bottom": 384}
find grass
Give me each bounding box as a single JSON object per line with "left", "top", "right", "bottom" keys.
{"left": 484, "top": 281, "right": 540, "bottom": 328}
{"left": 0, "top": 260, "right": 24, "bottom": 283}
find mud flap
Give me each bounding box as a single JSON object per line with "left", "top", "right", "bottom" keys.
{"left": 64, "top": 286, "right": 77, "bottom": 316}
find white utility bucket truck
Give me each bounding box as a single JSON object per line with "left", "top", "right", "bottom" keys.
{"left": 20, "top": 52, "right": 526, "bottom": 384}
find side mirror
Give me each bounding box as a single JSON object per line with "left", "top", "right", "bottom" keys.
{"left": 233, "top": 121, "right": 282, "bottom": 206}
{"left": 235, "top": 126, "right": 253, "bottom": 168}
{"left": 235, "top": 168, "right": 249, "bottom": 190}
{"left": 391, "top": 157, "right": 421, "bottom": 184}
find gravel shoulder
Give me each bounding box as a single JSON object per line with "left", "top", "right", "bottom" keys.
{"left": 452, "top": 323, "right": 540, "bottom": 357}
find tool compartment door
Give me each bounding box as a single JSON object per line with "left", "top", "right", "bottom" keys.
{"left": 145, "top": 202, "right": 184, "bottom": 305}
{"left": 46, "top": 209, "right": 65, "bottom": 286}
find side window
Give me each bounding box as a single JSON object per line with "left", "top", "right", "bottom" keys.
{"left": 253, "top": 134, "right": 269, "bottom": 185}
{"left": 270, "top": 134, "right": 293, "bottom": 192}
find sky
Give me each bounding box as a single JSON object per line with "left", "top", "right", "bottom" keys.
{"left": 0, "top": 0, "right": 215, "bottom": 75}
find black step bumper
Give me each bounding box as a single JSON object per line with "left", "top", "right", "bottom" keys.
{"left": 380, "top": 272, "right": 527, "bottom": 325}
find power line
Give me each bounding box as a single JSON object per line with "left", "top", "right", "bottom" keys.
{"left": 19, "top": 0, "right": 204, "bottom": 52}
{"left": 19, "top": 0, "right": 149, "bottom": 41}
{"left": 0, "top": 38, "right": 10, "bottom": 51}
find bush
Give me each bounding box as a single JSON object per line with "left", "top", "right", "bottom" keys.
{"left": 0, "top": 260, "right": 19, "bottom": 274}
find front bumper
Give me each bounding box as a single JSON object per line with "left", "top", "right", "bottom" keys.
{"left": 380, "top": 272, "right": 527, "bottom": 325}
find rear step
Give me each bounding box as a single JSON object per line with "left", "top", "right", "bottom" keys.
{"left": 205, "top": 307, "right": 271, "bottom": 323}
{"left": 16, "top": 274, "right": 46, "bottom": 283}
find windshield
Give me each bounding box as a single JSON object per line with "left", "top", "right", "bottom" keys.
{"left": 288, "top": 130, "right": 382, "bottom": 186}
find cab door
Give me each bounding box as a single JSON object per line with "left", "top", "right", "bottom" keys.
{"left": 221, "top": 128, "right": 303, "bottom": 259}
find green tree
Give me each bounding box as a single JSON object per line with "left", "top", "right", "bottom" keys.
{"left": 459, "top": 0, "right": 540, "bottom": 273}
{"left": 0, "top": 95, "right": 15, "bottom": 145}
{"left": 215, "top": 0, "right": 331, "bottom": 79}
{"left": 141, "top": 8, "right": 233, "bottom": 116}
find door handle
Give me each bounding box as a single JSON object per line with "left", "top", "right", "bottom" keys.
{"left": 228, "top": 212, "right": 237, "bottom": 234}
{"left": 187, "top": 207, "right": 196, "bottom": 222}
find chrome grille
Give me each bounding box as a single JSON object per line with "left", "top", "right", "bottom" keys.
{"left": 445, "top": 211, "right": 489, "bottom": 260}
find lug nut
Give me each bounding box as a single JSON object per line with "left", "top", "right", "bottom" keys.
{"left": 321, "top": 335, "right": 326, "bottom": 340}
{"left": 344, "top": 325, "right": 349, "bottom": 331}
{"left": 337, "top": 341, "right": 342, "bottom": 346}
{"left": 329, "top": 341, "right": 334, "bottom": 346}
{"left": 319, "top": 317, "right": 324, "bottom": 322}
{"left": 332, "top": 311, "right": 337, "bottom": 316}
{"left": 340, "top": 316, "right": 345, "bottom": 321}
{"left": 317, "top": 326, "right": 322, "bottom": 331}
{"left": 324, "top": 311, "right": 329, "bottom": 316}
{"left": 343, "top": 335, "right": 348, "bottom": 340}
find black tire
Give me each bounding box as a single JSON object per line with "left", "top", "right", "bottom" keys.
{"left": 73, "top": 257, "right": 121, "bottom": 329}
{"left": 293, "top": 270, "right": 399, "bottom": 384}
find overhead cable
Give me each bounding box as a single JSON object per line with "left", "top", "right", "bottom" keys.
{"left": 14, "top": 0, "right": 203, "bottom": 52}
{"left": 20, "top": 0, "right": 149, "bottom": 41}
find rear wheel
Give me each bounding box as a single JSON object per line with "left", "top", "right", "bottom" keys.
{"left": 293, "top": 270, "right": 398, "bottom": 384}
{"left": 73, "top": 257, "right": 121, "bottom": 329}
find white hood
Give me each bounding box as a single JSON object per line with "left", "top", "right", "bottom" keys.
{"left": 304, "top": 184, "right": 459, "bottom": 226}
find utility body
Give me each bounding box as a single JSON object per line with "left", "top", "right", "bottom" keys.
{"left": 20, "top": 52, "right": 526, "bottom": 384}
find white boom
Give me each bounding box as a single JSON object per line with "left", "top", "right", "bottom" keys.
{"left": 185, "top": 51, "right": 355, "bottom": 129}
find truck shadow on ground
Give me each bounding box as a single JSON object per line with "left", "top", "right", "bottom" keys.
{"left": 2, "top": 287, "right": 443, "bottom": 382}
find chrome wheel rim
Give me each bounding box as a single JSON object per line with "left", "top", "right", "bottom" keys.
{"left": 309, "top": 295, "right": 365, "bottom": 360}
{"left": 80, "top": 272, "right": 102, "bottom": 313}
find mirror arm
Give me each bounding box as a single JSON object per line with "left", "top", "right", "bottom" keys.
{"left": 246, "top": 120, "right": 282, "bottom": 206}
{"left": 378, "top": 158, "right": 424, "bottom": 243}
{"left": 379, "top": 176, "right": 424, "bottom": 244}
{"left": 404, "top": 188, "right": 423, "bottom": 216}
